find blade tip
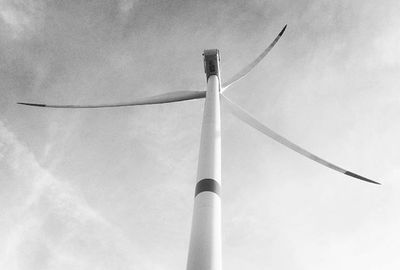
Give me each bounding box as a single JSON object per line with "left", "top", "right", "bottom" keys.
{"left": 279, "top": 24, "right": 287, "bottom": 35}
{"left": 17, "top": 102, "right": 46, "bottom": 107}
{"left": 344, "top": 171, "right": 381, "bottom": 185}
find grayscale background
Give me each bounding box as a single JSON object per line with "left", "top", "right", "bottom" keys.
{"left": 1, "top": 0, "right": 399, "bottom": 269}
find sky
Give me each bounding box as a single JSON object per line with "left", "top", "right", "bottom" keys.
{"left": 1, "top": 0, "right": 400, "bottom": 269}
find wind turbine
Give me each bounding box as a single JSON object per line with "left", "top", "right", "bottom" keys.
{"left": 19, "top": 25, "right": 380, "bottom": 270}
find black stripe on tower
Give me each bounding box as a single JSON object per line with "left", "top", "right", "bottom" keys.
{"left": 195, "top": 179, "right": 220, "bottom": 197}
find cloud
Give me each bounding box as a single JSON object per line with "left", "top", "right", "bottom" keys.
{"left": 0, "top": 121, "right": 144, "bottom": 270}
{"left": 0, "top": 0, "right": 44, "bottom": 39}
{"left": 118, "top": 0, "right": 139, "bottom": 15}
{"left": 371, "top": 23, "right": 400, "bottom": 68}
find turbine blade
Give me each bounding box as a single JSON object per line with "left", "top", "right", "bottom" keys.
{"left": 221, "top": 25, "right": 287, "bottom": 92}
{"left": 221, "top": 94, "right": 380, "bottom": 185}
{"left": 18, "top": 90, "right": 206, "bottom": 108}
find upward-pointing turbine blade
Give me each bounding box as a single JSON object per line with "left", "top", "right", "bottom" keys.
{"left": 221, "top": 25, "right": 287, "bottom": 92}
{"left": 18, "top": 90, "right": 206, "bottom": 108}
{"left": 221, "top": 94, "right": 381, "bottom": 185}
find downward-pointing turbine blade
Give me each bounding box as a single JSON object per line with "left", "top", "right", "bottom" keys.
{"left": 221, "top": 25, "right": 287, "bottom": 92}
{"left": 18, "top": 90, "right": 206, "bottom": 108}
{"left": 221, "top": 94, "right": 381, "bottom": 185}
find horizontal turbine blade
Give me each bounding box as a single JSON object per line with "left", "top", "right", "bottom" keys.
{"left": 221, "top": 94, "right": 380, "bottom": 185}
{"left": 18, "top": 90, "right": 206, "bottom": 108}
{"left": 222, "top": 25, "right": 287, "bottom": 92}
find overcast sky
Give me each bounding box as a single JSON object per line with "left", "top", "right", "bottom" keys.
{"left": 1, "top": 0, "right": 400, "bottom": 269}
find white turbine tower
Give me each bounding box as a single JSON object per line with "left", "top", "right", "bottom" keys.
{"left": 19, "top": 25, "right": 380, "bottom": 270}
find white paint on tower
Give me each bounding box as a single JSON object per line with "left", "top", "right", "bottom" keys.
{"left": 187, "top": 74, "right": 222, "bottom": 270}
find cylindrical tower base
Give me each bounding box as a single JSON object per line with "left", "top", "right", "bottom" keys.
{"left": 186, "top": 75, "right": 221, "bottom": 270}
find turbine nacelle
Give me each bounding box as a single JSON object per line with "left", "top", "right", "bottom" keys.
{"left": 203, "top": 49, "right": 221, "bottom": 81}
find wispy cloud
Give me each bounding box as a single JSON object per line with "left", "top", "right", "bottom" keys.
{"left": 118, "top": 0, "right": 139, "bottom": 15}
{"left": 0, "top": 0, "right": 44, "bottom": 39}
{"left": 371, "top": 23, "right": 400, "bottom": 68}
{"left": 0, "top": 121, "right": 144, "bottom": 269}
